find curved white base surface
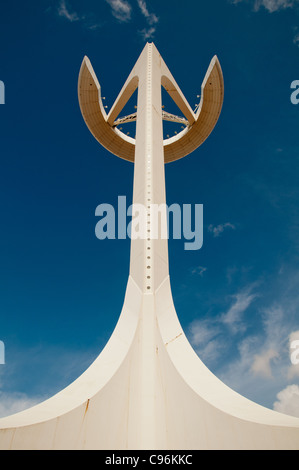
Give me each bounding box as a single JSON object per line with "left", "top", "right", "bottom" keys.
{"left": 0, "top": 277, "right": 299, "bottom": 450}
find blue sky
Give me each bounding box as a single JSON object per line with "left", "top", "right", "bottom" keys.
{"left": 0, "top": 0, "right": 299, "bottom": 418}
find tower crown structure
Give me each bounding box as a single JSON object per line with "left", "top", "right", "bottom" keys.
{"left": 78, "top": 43, "right": 223, "bottom": 164}
{"left": 0, "top": 43, "right": 299, "bottom": 450}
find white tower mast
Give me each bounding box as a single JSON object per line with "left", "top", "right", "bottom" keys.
{"left": 0, "top": 43, "right": 299, "bottom": 450}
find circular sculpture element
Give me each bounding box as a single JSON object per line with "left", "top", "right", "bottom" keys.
{"left": 78, "top": 54, "right": 224, "bottom": 163}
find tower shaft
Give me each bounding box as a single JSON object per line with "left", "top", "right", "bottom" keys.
{"left": 129, "top": 44, "right": 168, "bottom": 447}
{"left": 130, "top": 43, "right": 168, "bottom": 292}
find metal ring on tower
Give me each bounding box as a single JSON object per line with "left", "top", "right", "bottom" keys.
{"left": 78, "top": 55, "right": 224, "bottom": 163}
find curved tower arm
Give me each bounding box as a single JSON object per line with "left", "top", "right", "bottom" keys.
{"left": 163, "top": 55, "right": 224, "bottom": 162}
{"left": 78, "top": 56, "right": 136, "bottom": 162}
{"left": 78, "top": 49, "right": 224, "bottom": 163}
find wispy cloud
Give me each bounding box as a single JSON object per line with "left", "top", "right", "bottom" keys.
{"left": 253, "top": 0, "right": 297, "bottom": 12}
{"left": 0, "top": 391, "right": 45, "bottom": 419}
{"left": 293, "top": 29, "right": 299, "bottom": 47}
{"left": 259, "top": 0, "right": 299, "bottom": 47}
{"left": 287, "top": 330, "right": 299, "bottom": 379}
{"left": 56, "top": 1, "right": 102, "bottom": 30}
{"left": 190, "top": 266, "right": 207, "bottom": 277}
{"left": 189, "top": 320, "right": 219, "bottom": 347}
{"left": 105, "top": 0, "right": 132, "bottom": 22}
{"left": 139, "top": 26, "right": 156, "bottom": 40}
{"left": 221, "top": 285, "right": 258, "bottom": 333}
{"left": 208, "top": 222, "right": 236, "bottom": 238}
{"left": 136, "top": 0, "right": 159, "bottom": 40}
{"left": 218, "top": 298, "right": 299, "bottom": 412}
{"left": 231, "top": 0, "right": 298, "bottom": 12}
{"left": 103, "top": 0, "right": 159, "bottom": 39}
{"left": 58, "top": 0, "right": 81, "bottom": 22}
{"left": 188, "top": 283, "right": 258, "bottom": 366}
{"left": 136, "top": 0, "right": 159, "bottom": 25}
{"left": 246, "top": 305, "right": 286, "bottom": 378}
{"left": 273, "top": 384, "right": 299, "bottom": 417}
{"left": 230, "top": 0, "right": 299, "bottom": 44}
{"left": 219, "top": 335, "right": 260, "bottom": 388}
{"left": 188, "top": 264, "right": 299, "bottom": 416}
{"left": 0, "top": 343, "right": 99, "bottom": 419}
{"left": 251, "top": 348, "right": 279, "bottom": 378}
{"left": 188, "top": 319, "right": 223, "bottom": 363}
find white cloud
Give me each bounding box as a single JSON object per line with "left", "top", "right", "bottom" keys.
{"left": 188, "top": 319, "right": 222, "bottom": 362}
{"left": 136, "top": 0, "right": 159, "bottom": 25}
{"left": 287, "top": 330, "right": 299, "bottom": 379}
{"left": 105, "top": 0, "right": 132, "bottom": 22}
{"left": 137, "top": 0, "right": 159, "bottom": 40}
{"left": 231, "top": 0, "right": 298, "bottom": 12}
{"left": 217, "top": 335, "right": 261, "bottom": 392}
{"left": 190, "top": 266, "right": 207, "bottom": 277}
{"left": 139, "top": 26, "right": 156, "bottom": 40}
{"left": 293, "top": 31, "right": 299, "bottom": 47}
{"left": 217, "top": 298, "right": 299, "bottom": 406}
{"left": 187, "top": 265, "right": 299, "bottom": 409}
{"left": 251, "top": 348, "right": 279, "bottom": 378}
{"left": 221, "top": 287, "right": 257, "bottom": 333}
{"left": 105, "top": 0, "right": 159, "bottom": 38}
{"left": 188, "top": 283, "right": 258, "bottom": 368}
{"left": 289, "top": 330, "right": 299, "bottom": 344}
{"left": 231, "top": 0, "right": 299, "bottom": 58}
{"left": 273, "top": 384, "right": 299, "bottom": 417}
{"left": 0, "top": 343, "right": 99, "bottom": 420}
{"left": 250, "top": 306, "right": 299, "bottom": 382}
{"left": 226, "top": 266, "right": 238, "bottom": 284}
{"left": 208, "top": 222, "right": 236, "bottom": 238}
{"left": 58, "top": 0, "right": 81, "bottom": 22}
{"left": 188, "top": 283, "right": 258, "bottom": 364}
{"left": 189, "top": 320, "right": 219, "bottom": 348}
{"left": 0, "top": 391, "right": 45, "bottom": 419}
{"left": 249, "top": 306, "right": 290, "bottom": 378}
{"left": 262, "top": 305, "right": 286, "bottom": 348}
{"left": 56, "top": 1, "right": 103, "bottom": 30}
{"left": 253, "top": 0, "right": 297, "bottom": 12}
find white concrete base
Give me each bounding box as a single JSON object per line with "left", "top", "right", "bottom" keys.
{"left": 0, "top": 276, "right": 299, "bottom": 449}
